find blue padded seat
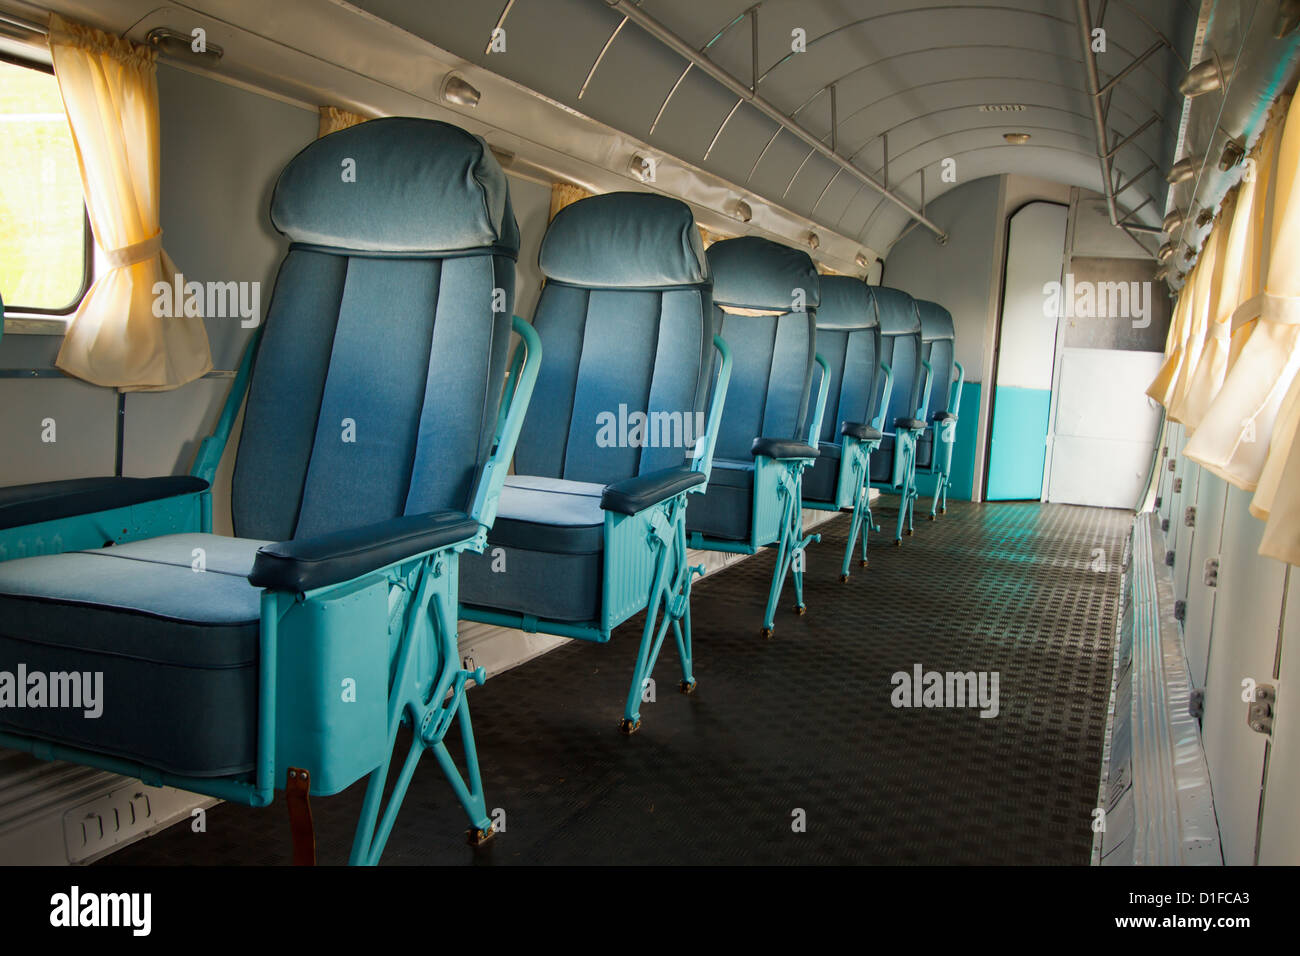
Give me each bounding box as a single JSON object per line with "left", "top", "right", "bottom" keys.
{"left": 685, "top": 236, "right": 819, "bottom": 541}
{"left": 460, "top": 191, "right": 712, "bottom": 625}
{"left": 0, "top": 534, "right": 266, "bottom": 775}
{"left": 0, "top": 118, "right": 520, "bottom": 778}
{"left": 804, "top": 276, "right": 881, "bottom": 505}
{"left": 866, "top": 286, "right": 924, "bottom": 484}
{"left": 915, "top": 300, "right": 956, "bottom": 471}
{"left": 0, "top": 476, "right": 208, "bottom": 531}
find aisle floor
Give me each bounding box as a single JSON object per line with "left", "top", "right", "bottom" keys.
{"left": 105, "top": 499, "right": 1129, "bottom": 865}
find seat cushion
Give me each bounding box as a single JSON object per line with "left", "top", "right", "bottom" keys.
{"left": 0, "top": 476, "right": 208, "bottom": 531}
{"left": 0, "top": 533, "right": 270, "bottom": 777}
{"left": 685, "top": 459, "right": 754, "bottom": 541}
{"left": 460, "top": 476, "right": 605, "bottom": 623}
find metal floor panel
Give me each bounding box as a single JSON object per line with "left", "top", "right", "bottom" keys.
{"left": 103, "top": 500, "right": 1128, "bottom": 865}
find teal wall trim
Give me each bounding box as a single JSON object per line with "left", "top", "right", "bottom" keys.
{"left": 985, "top": 385, "right": 1052, "bottom": 501}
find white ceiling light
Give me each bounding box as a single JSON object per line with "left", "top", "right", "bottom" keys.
{"left": 728, "top": 198, "right": 753, "bottom": 223}
{"left": 1178, "top": 56, "right": 1224, "bottom": 98}
{"left": 806, "top": 232, "right": 820, "bottom": 250}
{"left": 440, "top": 73, "right": 481, "bottom": 108}
{"left": 1166, "top": 158, "right": 1196, "bottom": 184}
{"left": 1003, "top": 132, "right": 1031, "bottom": 144}
{"left": 1162, "top": 209, "right": 1184, "bottom": 233}
{"left": 855, "top": 252, "right": 870, "bottom": 269}
{"left": 628, "top": 154, "right": 656, "bottom": 182}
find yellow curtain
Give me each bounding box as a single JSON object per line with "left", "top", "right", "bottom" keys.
{"left": 1166, "top": 225, "right": 1221, "bottom": 422}
{"left": 48, "top": 14, "right": 211, "bottom": 391}
{"left": 1184, "top": 95, "right": 1300, "bottom": 491}
{"left": 1169, "top": 193, "right": 1234, "bottom": 422}
{"left": 318, "top": 106, "right": 368, "bottom": 138}
{"left": 1147, "top": 269, "right": 1193, "bottom": 406}
{"left": 550, "top": 182, "right": 592, "bottom": 221}
{"left": 1175, "top": 173, "right": 1261, "bottom": 427}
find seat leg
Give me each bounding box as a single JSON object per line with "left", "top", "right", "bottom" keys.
{"left": 286, "top": 767, "right": 315, "bottom": 866}
{"left": 348, "top": 557, "right": 493, "bottom": 865}
{"left": 622, "top": 498, "right": 696, "bottom": 732}
{"left": 841, "top": 455, "right": 869, "bottom": 581}
{"left": 763, "top": 466, "right": 820, "bottom": 632}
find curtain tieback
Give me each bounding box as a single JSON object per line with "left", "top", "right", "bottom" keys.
{"left": 104, "top": 231, "right": 163, "bottom": 269}
{"left": 1230, "top": 291, "right": 1300, "bottom": 331}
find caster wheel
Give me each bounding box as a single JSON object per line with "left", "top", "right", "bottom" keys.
{"left": 794, "top": 604, "right": 807, "bottom": 616}
{"left": 927, "top": 514, "right": 935, "bottom": 521}
{"left": 760, "top": 626, "right": 775, "bottom": 639}
{"left": 893, "top": 539, "right": 902, "bottom": 548}
{"left": 859, "top": 559, "right": 869, "bottom": 568}
{"left": 467, "top": 825, "right": 496, "bottom": 847}
{"left": 679, "top": 679, "right": 697, "bottom": 695}
{"left": 940, "top": 507, "right": 947, "bottom": 515}
{"left": 618, "top": 717, "right": 641, "bottom": 736}
{"left": 839, "top": 573, "right": 850, "bottom": 583}
{"left": 906, "top": 528, "right": 914, "bottom": 536}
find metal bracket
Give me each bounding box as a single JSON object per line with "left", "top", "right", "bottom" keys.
{"left": 1248, "top": 684, "right": 1276, "bottom": 736}
{"left": 1203, "top": 556, "right": 1219, "bottom": 587}
{"left": 1168, "top": 460, "right": 1176, "bottom": 472}
{"left": 1184, "top": 505, "right": 1196, "bottom": 527}
{"left": 1165, "top": 550, "right": 1175, "bottom": 567}
{"left": 1189, "top": 688, "right": 1205, "bottom": 720}
{"left": 1173, "top": 477, "right": 1183, "bottom": 493}
{"left": 1161, "top": 517, "right": 1170, "bottom": 532}
{"left": 1174, "top": 599, "right": 1186, "bottom": 622}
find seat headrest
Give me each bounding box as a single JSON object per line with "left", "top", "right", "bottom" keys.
{"left": 270, "top": 117, "right": 519, "bottom": 257}
{"left": 816, "top": 276, "right": 878, "bottom": 331}
{"left": 916, "top": 299, "right": 955, "bottom": 342}
{"left": 539, "top": 192, "right": 708, "bottom": 288}
{"left": 707, "top": 236, "right": 820, "bottom": 313}
{"left": 867, "top": 286, "right": 921, "bottom": 335}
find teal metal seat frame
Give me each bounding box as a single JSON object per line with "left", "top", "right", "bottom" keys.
{"left": 462, "top": 336, "right": 732, "bottom": 736}
{"left": 0, "top": 317, "right": 542, "bottom": 865}
{"left": 688, "top": 354, "right": 830, "bottom": 638}
{"left": 924, "top": 361, "right": 965, "bottom": 519}
{"left": 880, "top": 359, "right": 934, "bottom": 545}
{"left": 806, "top": 361, "right": 894, "bottom": 579}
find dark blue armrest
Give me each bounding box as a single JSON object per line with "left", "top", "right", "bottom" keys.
{"left": 0, "top": 476, "right": 208, "bottom": 531}
{"left": 249, "top": 510, "right": 479, "bottom": 592}
{"left": 932, "top": 411, "right": 956, "bottom": 423}
{"left": 601, "top": 466, "right": 706, "bottom": 515}
{"left": 751, "top": 437, "right": 820, "bottom": 460}
{"left": 841, "top": 421, "right": 883, "bottom": 441}
{"left": 895, "top": 417, "right": 927, "bottom": 431}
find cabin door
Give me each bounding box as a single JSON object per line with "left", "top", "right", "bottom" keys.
{"left": 985, "top": 202, "right": 1068, "bottom": 500}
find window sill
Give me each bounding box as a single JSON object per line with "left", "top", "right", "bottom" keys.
{"left": 2, "top": 316, "right": 70, "bottom": 336}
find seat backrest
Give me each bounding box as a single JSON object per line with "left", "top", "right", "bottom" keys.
{"left": 917, "top": 299, "right": 956, "bottom": 418}
{"left": 512, "top": 192, "right": 712, "bottom": 485}
{"left": 231, "top": 118, "right": 519, "bottom": 541}
{"left": 706, "top": 236, "right": 820, "bottom": 460}
{"left": 867, "top": 285, "right": 923, "bottom": 428}
{"left": 815, "top": 276, "right": 880, "bottom": 443}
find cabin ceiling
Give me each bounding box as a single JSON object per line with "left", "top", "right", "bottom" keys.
{"left": 351, "top": 0, "right": 1197, "bottom": 252}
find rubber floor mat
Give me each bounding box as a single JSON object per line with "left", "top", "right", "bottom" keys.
{"left": 105, "top": 499, "right": 1128, "bottom": 865}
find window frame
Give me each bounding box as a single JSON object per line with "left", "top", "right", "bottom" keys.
{"left": 0, "top": 49, "right": 94, "bottom": 318}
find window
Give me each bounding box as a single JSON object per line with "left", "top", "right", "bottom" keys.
{"left": 0, "top": 55, "right": 90, "bottom": 314}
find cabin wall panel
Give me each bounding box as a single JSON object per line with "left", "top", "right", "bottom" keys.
{"left": 1201, "top": 485, "right": 1286, "bottom": 865}
{"left": 505, "top": 174, "right": 550, "bottom": 322}
{"left": 1259, "top": 568, "right": 1300, "bottom": 863}
{"left": 0, "top": 380, "right": 116, "bottom": 487}
{"left": 1182, "top": 470, "right": 1228, "bottom": 689}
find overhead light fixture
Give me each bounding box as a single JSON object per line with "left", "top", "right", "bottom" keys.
{"left": 440, "top": 73, "right": 481, "bottom": 108}
{"left": 1179, "top": 56, "right": 1224, "bottom": 98}
{"left": 146, "top": 27, "right": 223, "bottom": 62}
{"left": 1157, "top": 242, "right": 1174, "bottom": 261}
{"left": 628, "top": 154, "right": 656, "bottom": 182}
{"left": 728, "top": 198, "right": 753, "bottom": 223}
{"left": 1275, "top": 0, "right": 1300, "bottom": 37}
{"left": 1219, "top": 138, "right": 1246, "bottom": 170}
{"left": 1162, "top": 209, "right": 1184, "bottom": 233}
{"left": 1154, "top": 265, "right": 1169, "bottom": 281}
{"left": 806, "top": 232, "right": 820, "bottom": 250}
{"left": 1167, "top": 158, "right": 1196, "bottom": 184}
{"left": 855, "top": 252, "right": 871, "bottom": 269}
{"left": 1196, "top": 208, "right": 1215, "bottom": 228}
{"left": 1003, "top": 132, "right": 1031, "bottom": 144}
